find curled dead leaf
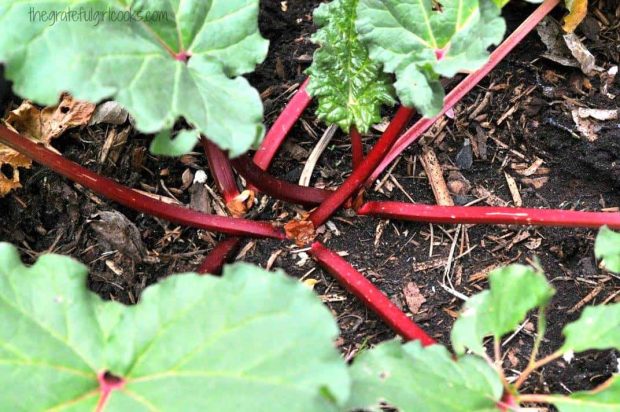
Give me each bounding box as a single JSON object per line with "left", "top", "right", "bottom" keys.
{"left": 571, "top": 108, "right": 617, "bottom": 141}
{"left": 284, "top": 219, "right": 316, "bottom": 247}
{"left": 563, "top": 33, "right": 599, "bottom": 76}
{"left": 0, "top": 144, "right": 31, "bottom": 197}
{"left": 403, "top": 282, "right": 426, "bottom": 315}
{"left": 4, "top": 94, "right": 95, "bottom": 146}
{"left": 562, "top": 0, "right": 588, "bottom": 33}
{"left": 226, "top": 190, "right": 255, "bottom": 217}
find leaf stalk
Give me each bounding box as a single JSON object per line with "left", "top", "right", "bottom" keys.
{"left": 0, "top": 125, "right": 285, "bottom": 240}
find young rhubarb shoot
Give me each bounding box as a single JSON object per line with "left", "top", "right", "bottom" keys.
{"left": 0, "top": 1, "right": 268, "bottom": 156}
{"left": 0, "top": 243, "right": 350, "bottom": 411}
{"left": 356, "top": 0, "right": 506, "bottom": 118}
{"left": 306, "top": 0, "right": 395, "bottom": 133}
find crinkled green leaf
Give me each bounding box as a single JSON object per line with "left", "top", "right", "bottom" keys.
{"left": 0, "top": 0, "right": 268, "bottom": 157}
{"left": 0, "top": 243, "right": 349, "bottom": 411}
{"left": 356, "top": 0, "right": 506, "bottom": 117}
{"left": 561, "top": 303, "right": 620, "bottom": 353}
{"left": 595, "top": 226, "right": 620, "bottom": 274}
{"left": 347, "top": 340, "right": 503, "bottom": 412}
{"left": 451, "top": 264, "right": 555, "bottom": 356}
{"left": 306, "top": 0, "right": 395, "bottom": 133}
{"left": 150, "top": 129, "right": 200, "bottom": 156}
{"left": 548, "top": 376, "right": 620, "bottom": 412}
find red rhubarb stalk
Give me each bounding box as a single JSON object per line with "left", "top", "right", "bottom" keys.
{"left": 96, "top": 372, "right": 124, "bottom": 412}
{"left": 199, "top": 140, "right": 246, "bottom": 273}
{"left": 310, "top": 241, "right": 436, "bottom": 345}
{"left": 350, "top": 126, "right": 364, "bottom": 169}
{"left": 253, "top": 79, "right": 312, "bottom": 170}
{"left": 197, "top": 237, "right": 243, "bottom": 275}
{"left": 309, "top": 106, "right": 415, "bottom": 227}
{"left": 358, "top": 201, "right": 620, "bottom": 229}
{"left": 366, "top": 0, "right": 560, "bottom": 185}
{"left": 231, "top": 155, "right": 331, "bottom": 206}
{"left": 0, "top": 125, "right": 284, "bottom": 239}
{"left": 202, "top": 138, "right": 240, "bottom": 204}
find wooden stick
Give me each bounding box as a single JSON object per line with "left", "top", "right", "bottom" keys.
{"left": 420, "top": 146, "right": 454, "bottom": 206}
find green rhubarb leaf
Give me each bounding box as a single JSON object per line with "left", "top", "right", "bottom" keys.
{"left": 150, "top": 129, "right": 201, "bottom": 156}
{"left": 306, "top": 0, "right": 395, "bottom": 133}
{"left": 347, "top": 340, "right": 503, "bottom": 412}
{"left": 595, "top": 226, "right": 620, "bottom": 274}
{"left": 0, "top": 243, "right": 349, "bottom": 411}
{"left": 547, "top": 375, "right": 620, "bottom": 412}
{"left": 0, "top": 1, "right": 268, "bottom": 157}
{"left": 451, "top": 264, "right": 555, "bottom": 356}
{"left": 561, "top": 303, "right": 620, "bottom": 353}
{"left": 356, "top": 0, "right": 506, "bottom": 117}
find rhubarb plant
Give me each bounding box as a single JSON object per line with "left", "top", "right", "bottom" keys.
{"left": 356, "top": 0, "right": 506, "bottom": 117}
{"left": 0, "top": 1, "right": 268, "bottom": 157}
{"left": 0, "top": 243, "right": 349, "bottom": 411}
{"left": 307, "top": 0, "right": 507, "bottom": 129}
{"left": 348, "top": 260, "right": 620, "bottom": 411}
{"left": 306, "top": 0, "right": 395, "bottom": 133}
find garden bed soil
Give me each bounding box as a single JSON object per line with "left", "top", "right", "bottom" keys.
{"left": 1, "top": 0, "right": 619, "bottom": 404}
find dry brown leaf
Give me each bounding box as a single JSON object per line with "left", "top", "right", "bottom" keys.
{"left": 447, "top": 171, "right": 471, "bottom": 196}
{"left": 563, "top": 33, "right": 598, "bottom": 76}
{"left": 284, "top": 219, "right": 316, "bottom": 247}
{"left": 0, "top": 144, "right": 32, "bottom": 197}
{"left": 403, "top": 282, "right": 426, "bottom": 315}
{"left": 226, "top": 190, "right": 255, "bottom": 217}
{"left": 89, "top": 211, "right": 147, "bottom": 262}
{"left": 520, "top": 176, "right": 549, "bottom": 190}
{"left": 88, "top": 101, "right": 129, "bottom": 126}
{"left": 507, "top": 348, "right": 520, "bottom": 368}
{"left": 562, "top": 0, "right": 588, "bottom": 33}
{"left": 4, "top": 94, "right": 95, "bottom": 146}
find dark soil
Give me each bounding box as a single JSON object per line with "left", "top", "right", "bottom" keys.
{"left": 1, "top": 0, "right": 619, "bottom": 406}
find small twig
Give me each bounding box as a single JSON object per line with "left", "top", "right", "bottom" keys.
{"left": 441, "top": 225, "right": 463, "bottom": 299}
{"left": 299, "top": 124, "right": 338, "bottom": 187}
{"left": 374, "top": 157, "right": 401, "bottom": 192}
{"left": 502, "top": 318, "right": 529, "bottom": 347}
{"left": 420, "top": 146, "right": 454, "bottom": 206}
{"left": 514, "top": 350, "right": 563, "bottom": 389}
